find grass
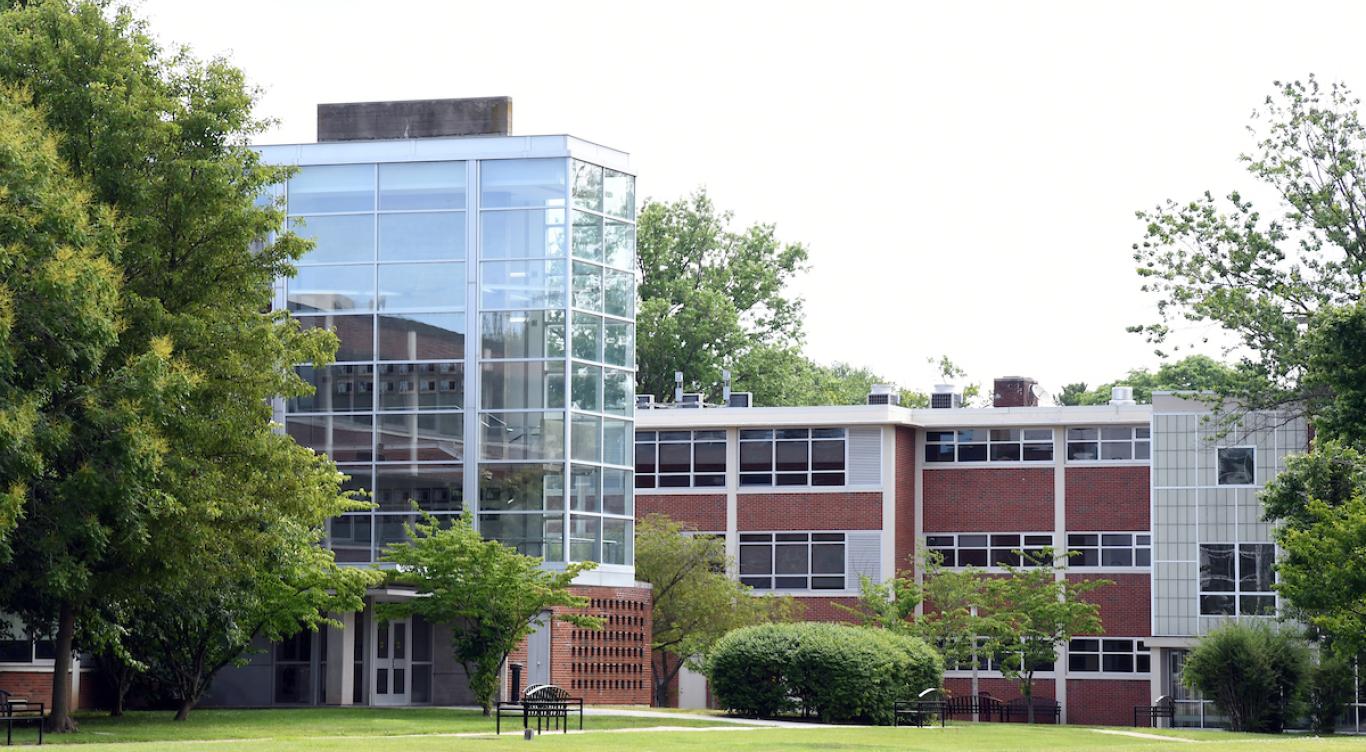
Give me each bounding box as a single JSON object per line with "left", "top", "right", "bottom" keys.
{"left": 7, "top": 709, "right": 1366, "bottom": 751}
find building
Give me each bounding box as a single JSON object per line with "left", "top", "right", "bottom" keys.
{"left": 635, "top": 378, "right": 1308, "bottom": 727}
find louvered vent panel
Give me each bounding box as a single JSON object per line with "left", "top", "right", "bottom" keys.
{"left": 847, "top": 427, "right": 882, "bottom": 485}
{"left": 845, "top": 531, "right": 882, "bottom": 589}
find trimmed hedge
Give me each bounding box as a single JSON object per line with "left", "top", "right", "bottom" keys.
{"left": 705, "top": 622, "right": 943, "bottom": 724}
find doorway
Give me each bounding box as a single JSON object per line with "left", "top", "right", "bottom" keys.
{"left": 372, "top": 614, "right": 433, "bottom": 705}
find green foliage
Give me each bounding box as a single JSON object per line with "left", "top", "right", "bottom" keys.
{"left": 977, "top": 552, "right": 1109, "bottom": 722}
{"left": 634, "top": 515, "right": 797, "bottom": 705}
{"left": 731, "top": 345, "right": 927, "bottom": 407}
{"left": 1303, "top": 300, "right": 1366, "bottom": 444}
{"left": 1132, "top": 76, "right": 1366, "bottom": 416}
{"left": 1307, "top": 653, "right": 1354, "bottom": 735}
{"left": 1261, "top": 441, "right": 1366, "bottom": 527}
{"left": 1274, "top": 491, "right": 1366, "bottom": 653}
{"left": 379, "top": 516, "right": 602, "bottom": 715}
{"left": 1181, "top": 622, "right": 1309, "bottom": 733}
{"left": 0, "top": 0, "right": 353, "bottom": 730}
{"left": 706, "top": 622, "right": 942, "bottom": 724}
{"left": 636, "top": 190, "right": 808, "bottom": 401}
{"left": 1058, "top": 356, "right": 1247, "bottom": 406}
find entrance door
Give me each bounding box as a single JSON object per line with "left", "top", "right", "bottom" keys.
{"left": 373, "top": 617, "right": 410, "bottom": 705}
{"left": 527, "top": 612, "right": 551, "bottom": 687}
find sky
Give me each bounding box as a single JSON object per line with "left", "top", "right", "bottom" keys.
{"left": 133, "top": 0, "right": 1366, "bottom": 400}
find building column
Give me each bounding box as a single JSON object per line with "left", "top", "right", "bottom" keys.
{"left": 325, "top": 611, "right": 356, "bottom": 705}
{"left": 1053, "top": 427, "right": 1068, "bottom": 723}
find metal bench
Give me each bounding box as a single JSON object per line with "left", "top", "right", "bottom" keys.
{"left": 1002, "top": 696, "right": 1061, "bottom": 723}
{"left": 0, "top": 690, "right": 44, "bottom": 746}
{"left": 944, "top": 692, "right": 1002, "bottom": 721}
{"left": 495, "top": 683, "right": 584, "bottom": 735}
{"left": 1133, "top": 695, "right": 1175, "bottom": 727}
{"left": 893, "top": 687, "right": 946, "bottom": 727}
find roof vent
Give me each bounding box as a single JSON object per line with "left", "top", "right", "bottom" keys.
{"left": 993, "top": 376, "right": 1039, "bottom": 408}
{"left": 678, "top": 393, "right": 703, "bottom": 409}
{"left": 727, "top": 391, "right": 752, "bottom": 408}
{"left": 636, "top": 394, "right": 656, "bottom": 410}
{"left": 867, "top": 384, "right": 900, "bottom": 406}
{"left": 930, "top": 384, "right": 962, "bottom": 409}
{"left": 1109, "top": 386, "right": 1136, "bottom": 406}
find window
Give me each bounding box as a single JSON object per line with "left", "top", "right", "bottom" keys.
{"left": 634, "top": 430, "right": 725, "bottom": 488}
{"left": 0, "top": 638, "right": 56, "bottom": 664}
{"left": 1068, "top": 638, "right": 1150, "bottom": 674}
{"left": 1217, "top": 447, "right": 1255, "bottom": 485}
{"left": 925, "top": 532, "right": 1053, "bottom": 567}
{"left": 1199, "top": 543, "right": 1276, "bottom": 616}
{"left": 924, "top": 428, "right": 1053, "bottom": 463}
{"left": 945, "top": 637, "right": 1056, "bottom": 673}
{"left": 1066, "top": 533, "right": 1151, "bottom": 567}
{"left": 1066, "top": 426, "right": 1150, "bottom": 462}
{"left": 738, "top": 428, "right": 845, "bottom": 486}
{"left": 738, "top": 532, "right": 846, "bottom": 591}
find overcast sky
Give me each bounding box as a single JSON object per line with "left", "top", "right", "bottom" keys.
{"left": 134, "top": 0, "right": 1366, "bottom": 400}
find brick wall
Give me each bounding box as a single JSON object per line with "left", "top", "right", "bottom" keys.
{"left": 1067, "top": 679, "right": 1151, "bottom": 726}
{"left": 895, "top": 427, "right": 916, "bottom": 572}
{"left": 1066, "top": 466, "right": 1150, "bottom": 530}
{"left": 793, "top": 596, "right": 862, "bottom": 623}
{"left": 737, "top": 492, "right": 881, "bottom": 531}
{"left": 923, "top": 468, "right": 1053, "bottom": 531}
{"left": 0, "top": 669, "right": 95, "bottom": 709}
{"left": 1072, "top": 573, "right": 1150, "bottom": 636}
{"left": 636, "top": 494, "right": 726, "bottom": 531}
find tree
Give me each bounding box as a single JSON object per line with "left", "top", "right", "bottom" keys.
{"left": 636, "top": 190, "right": 808, "bottom": 401}
{"left": 978, "top": 553, "right": 1109, "bottom": 723}
{"left": 379, "top": 516, "right": 602, "bottom": 715}
{"left": 634, "top": 515, "right": 796, "bottom": 706}
{"left": 0, "top": 1, "right": 343, "bottom": 731}
{"left": 1056, "top": 355, "right": 1248, "bottom": 406}
{"left": 1180, "top": 622, "right": 1309, "bottom": 733}
{"left": 1132, "top": 76, "right": 1366, "bottom": 417}
{"left": 730, "top": 345, "right": 927, "bottom": 408}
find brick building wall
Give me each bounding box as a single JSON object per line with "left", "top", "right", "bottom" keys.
{"left": 1073, "top": 573, "right": 1150, "bottom": 636}
{"left": 922, "top": 468, "right": 1054, "bottom": 531}
{"left": 0, "top": 669, "right": 96, "bottom": 710}
{"left": 1067, "top": 679, "right": 1151, "bottom": 726}
{"left": 895, "top": 427, "right": 916, "bottom": 571}
{"left": 736, "top": 492, "right": 881, "bottom": 530}
{"left": 1065, "top": 466, "right": 1150, "bottom": 530}
{"left": 636, "top": 494, "right": 726, "bottom": 532}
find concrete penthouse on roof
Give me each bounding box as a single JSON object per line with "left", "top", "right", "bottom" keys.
{"left": 635, "top": 378, "right": 1311, "bottom": 729}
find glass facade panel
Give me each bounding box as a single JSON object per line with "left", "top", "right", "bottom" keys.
{"left": 289, "top": 164, "right": 374, "bottom": 213}
{"left": 290, "top": 365, "right": 375, "bottom": 413}
{"left": 297, "top": 315, "right": 374, "bottom": 362}
{"left": 572, "top": 314, "right": 602, "bottom": 362}
{"left": 603, "top": 169, "right": 635, "bottom": 221}
{"left": 480, "top": 158, "right": 567, "bottom": 209}
{"left": 481, "top": 311, "right": 565, "bottom": 359}
{"left": 572, "top": 262, "right": 603, "bottom": 312}
{"left": 481, "top": 260, "right": 566, "bottom": 309}
{"left": 479, "top": 464, "right": 565, "bottom": 511}
{"left": 603, "top": 321, "right": 633, "bottom": 368}
{"left": 604, "top": 221, "right": 633, "bottom": 269}
{"left": 378, "top": 161, "right": 465, "bottom": 210}
{"left": 604, "top": 268, "right": 634, "bottom": 318}
{"left": 378, "top": 313, "right": 464, "bottom": 360}
{"left": 377, "top": 362, "right": 463, "bottom": 410}
{"left": 378, "top": 262, "right": 465, "bottom": 311}
{"left": 572, "top": 211, "right": 604, "bottom": 262}
{"left": 374, "top": 464, "right": 463, "bottom": 511}
{"left": 481, "top": 209, "right": 566, "bottom": 259}
{"left": 480, "top": 411, "right": 565, "bottom": 461}
{"left": 479, "top": 513, "right": 563, "bottom": 559}
{"left": 291, "top": 214, "right": 375, "bottom": 264}
{"left": 287, "top": 415, "right": 373, "bottom": 462}
{"left": 480, "top": 361, "right": 565, "bottom": 410}
{"left": 378, "top": 212, "right": 465, "bottom": 261}
{"left": 375, "top": 412, "right": 464, "bottom": 462}
{"left": 288, "top": 265, "right": 375, "bottom": 313}
{"left": 572, "top": 161, "right": 604, "bottom": 212}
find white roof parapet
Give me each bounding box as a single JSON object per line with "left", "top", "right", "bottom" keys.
{"left": 636, "top": 403, "right": 1153, "bottom": 430}
{"left": 255, "top": 134, "right": 632, "bottom": 173}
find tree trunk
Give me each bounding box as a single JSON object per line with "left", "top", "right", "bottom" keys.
{"left": 653, "top": 652, "right": 675, "bottom": 708}
{"left": 47, "top": 602, "right": 79, "bottom": 733}
{"left": 1023, "top": 676, "right": 1034, "bottom": 724}
{"left": 174, "top": 698, "right": 193, "bottom": 722}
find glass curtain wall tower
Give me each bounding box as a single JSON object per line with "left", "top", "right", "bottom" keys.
{"left": 264, "top": 134, "right": 636, "bottom": 583}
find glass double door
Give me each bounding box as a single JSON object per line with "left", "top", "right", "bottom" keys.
{"left": 372, "top": 614, "right": 433, "bottom": 705}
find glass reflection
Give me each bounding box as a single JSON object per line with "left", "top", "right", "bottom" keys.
{"left": 379, "top": 161, "right": 465, "bottom": 211}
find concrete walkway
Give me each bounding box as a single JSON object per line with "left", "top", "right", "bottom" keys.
{"left": 446, "top": 705, "right": 865, "bottom": 729}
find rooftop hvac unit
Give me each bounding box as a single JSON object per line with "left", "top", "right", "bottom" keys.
{"left": 679, "top": 393, "right": 703, "bottom": 408}
{"left": 1109, "top": 386, "right": 1136, "bottom": 405}
{"left": 867, "top": 384, "right": 899, "bottom": 405}
{"left": 636, "top": 394, "right": 656, "bottom": 410}
{"left": 727, "top": 391, "right": 753, "bottom": 408}
{"left": 930, "top": 384, "right": 962, "bottom": 409}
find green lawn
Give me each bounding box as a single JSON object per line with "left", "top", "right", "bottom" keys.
{"left": 9, "top": 709, "right": 1366, "bottom": 751}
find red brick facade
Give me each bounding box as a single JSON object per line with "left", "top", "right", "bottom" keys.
{"left": 922, "top": 467, "right": 1054, "bottom": 531}
{"left": 736, "top": 491, "right": 881, "bottom": 531}
{"left": 0, "top": 669, "right": 97, "bottom": 710}
{"left": 895, "top": 427, "right": 916, "bottom": 572}
{"left": 1066, "top": 679, "right": 1152, "bottom": 726}
{"left": 1065, "top": 466, "right": 1150, "bottom": 530}
{"left": 1074, "top": 573, "right": 1150, "bottom": 636}
{"left": 637, "top": 494, "right": 726, "bottom": 532}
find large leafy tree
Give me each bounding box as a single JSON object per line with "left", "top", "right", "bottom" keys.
{"left": 0, "top": 0, "right": 352, "bottom": 731}
{"left": 636, "top": 190, "right": 808, "bottom": 401}
{"left": 730, "top": 345, "right": 927, "bottom": 407}
{"left": 1055, "top": 355, "right": 1248, "bottom": 406}
{"left": 380, "top": 516, "right": 602, "bottom": 715}
{"left": 634, "top": 515, "right": 796, "bottom": 706}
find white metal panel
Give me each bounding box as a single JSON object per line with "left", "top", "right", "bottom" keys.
{"left": 845, "top": 532, "right": 882, "bottom": 589}
{"left": 847, "top": 427, "right": 882, "bottom": 486}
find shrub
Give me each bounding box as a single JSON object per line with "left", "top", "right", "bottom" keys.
{"left": 1181, "top": 622, "right": 1309, "bottom": 733}
{"left": 1307, "top": 654, "right": 1354, "bottom": 735}
{"left": 705, "top": 622, "right": 943, "bottom": 724}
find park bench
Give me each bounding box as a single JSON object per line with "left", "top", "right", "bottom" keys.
{"left": 944, "top": 692, "right": 1002, "bottom": 721}
{"left": 0, "top": 690, "right": 44, "bottom": 746}
{"left": 495, "top": 683, "right": 583, "bottom": 735}
{"left": 1133, "top": 695, "right": 1175, "bottom": 727}
{"left": 892, "top": 687, "right": 946, "bottom": 727}
{"left": 1003, "top": 696, "right": 1061, "bottom": 723}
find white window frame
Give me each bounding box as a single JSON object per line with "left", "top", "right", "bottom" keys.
{"left": 1065, "top": 532, "right": 1151, "bottom": 569}
{"left": 1198, "top": 542, "right": 1277, "bottom": 616}
{"left": 738, "top": 428, "right": 847, "bottom": 488}
{"left": 943, "top": 636, "right": 1058, "bottom": 677}
{"left": 738, "top": 531, "right": 847, "bottom": 592}
{"left": 1065, "top": 425, "right": 1150, "bottom": 463}
{"left": 1215, "top": 445, "right": 1257, "bottom": 487}
{"left": 924, "top": 532, "right": 1053, "bottom": 568}
{"left": 923, "top": 428, "right": 1054, "bottom": 465}
{"left": 1067, "top": 637, "right": 1151, "bottom": 675}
